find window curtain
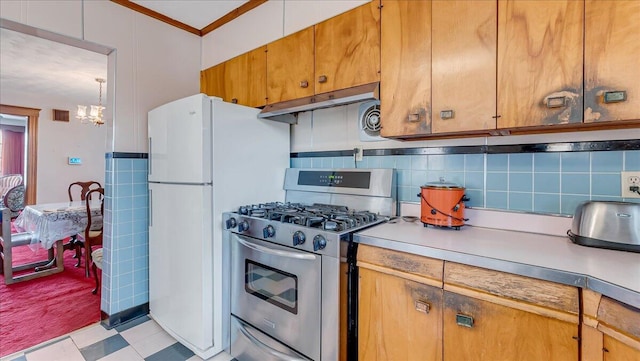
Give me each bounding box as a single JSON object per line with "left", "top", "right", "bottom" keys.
{"left": 1, "top": 129, "right": 24, "bottom": 175}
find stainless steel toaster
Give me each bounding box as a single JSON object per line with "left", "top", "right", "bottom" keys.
{"left": 568, "top": 201, "right": 640, "bottom": 253}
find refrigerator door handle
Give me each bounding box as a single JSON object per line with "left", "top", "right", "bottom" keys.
{"left": 149, "top": 189, "right": 153, "bottom": 227}
{"left": 148, "top": 137, "right": 152, "bottom": 176}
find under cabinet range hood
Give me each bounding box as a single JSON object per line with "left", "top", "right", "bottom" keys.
{"left": 258, "top": 82, "right": 379, "bottom": 123}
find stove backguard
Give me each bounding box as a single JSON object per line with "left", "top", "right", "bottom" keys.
{"left": 283, "top": 168, "right": 396, "bottom": 217}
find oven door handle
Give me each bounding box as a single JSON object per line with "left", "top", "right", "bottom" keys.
{"left": 236, "top": 236, "right": 317, "bottom": 260}
{"left": 237, "top": 319, "right": 308, "bottom": 361}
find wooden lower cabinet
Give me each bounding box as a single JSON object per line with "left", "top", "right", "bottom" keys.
{"left": 582, "top": 290, "right": 640, "bottom": 361}
{"left": 603, "top": 335, "right": 640, "bottom": 361}
{"left": 443, "top": 291, "right": 578, "bottom": 360}
{"left": 358, "top": 267, "right": 442, "bottom": 361}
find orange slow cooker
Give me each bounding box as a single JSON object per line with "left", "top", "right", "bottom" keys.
{"left": 419, "top": 180, "right": 469, "bottom": 229}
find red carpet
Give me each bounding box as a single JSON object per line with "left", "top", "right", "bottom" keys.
{"left": 0, "top": 239, "right": 100, "bottom": 357}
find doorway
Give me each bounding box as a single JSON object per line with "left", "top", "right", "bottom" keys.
{"left": 0, "top": 107, "right": 38, "bottom": 205}
{"left": 0, "top": 18, "right": 115, "bottom": 356}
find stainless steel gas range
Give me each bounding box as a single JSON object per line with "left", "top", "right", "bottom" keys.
{"left": 223, "top": 168, "right": 395, "bottom": 361}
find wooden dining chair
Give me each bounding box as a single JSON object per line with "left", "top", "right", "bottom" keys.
{"left": 82, "top": 188, "right": 104, "bottom": 278}
{"left": 67, "top": 181, "right": 102, "bottom": 268}
{"left": 68, "top": 181, "right": 102, "bottom": 202}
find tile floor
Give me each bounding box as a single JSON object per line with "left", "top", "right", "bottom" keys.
{"left": 0, "top": 316, "right": 235, "bottom": 361}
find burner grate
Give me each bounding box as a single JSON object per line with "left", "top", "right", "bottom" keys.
{"left": 236, "top": 203, "right": 380, "bottom": 231}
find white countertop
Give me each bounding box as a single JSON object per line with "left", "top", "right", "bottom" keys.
{"left": 355, "top": 219, "right": 640, "bottom": 308}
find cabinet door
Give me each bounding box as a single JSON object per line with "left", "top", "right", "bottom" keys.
{"left": 225, "top": 46, "right": 267, "bottom": 108}
{"left": 200, "top": 62, "right": 226, "bottom": 100}
{"left": 359, "top": 268, "right": 442, "bottom": 361}
{"left": 315, "top": 1, "right": 380, "bottom": 94}
{"left": 443, "top": 291, "right": 578, "bottom": 361}
{"left": 497, "top": 0, "right": 584, "bottom": 128}
{"left": 603, "top": 335, "right": 640, "bottom": 361}
{"left": 380, "top": 0, "right": 432, "bottom": 138}
{"left": 267, "top": 27, "right": 315, "bottom": 104}
{"left": 585, "top": 0, "right": 640, "bottom": 123}
{"left": 432, "top": 0, "right": 496, "bottom": 134}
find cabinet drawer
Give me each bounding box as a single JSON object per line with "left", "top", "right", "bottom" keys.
{"left": 444, "top": 262, "right": 579, "bottom": 316}
{"left": 357, "top": 244, "right": 443, "bottom": 288}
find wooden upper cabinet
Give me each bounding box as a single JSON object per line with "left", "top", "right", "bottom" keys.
{"left": 266, "top": 27, "right": 315, "bottom": 104}
{"left": 380, "top": 0, "right": 432, "bottom": 138}
{"left": 224, "top": 46, "right": 267, "bottom": 108}
{"left": 584, "top": 0, "right": 640, "bottom": 123}
{"left": 314, "top": 0, "right": 381, "bottom": 94}
{"left": 497, "top": 0, "right": 584, "bottom": 129}
{"left": 200, "top": 62, "right": 226, "bottom": 100}
{"left": 432, "top": 0, "right": 497, "bottom": 134}
{"left": 201, "top": 46, "right": 267, "bottom": 108}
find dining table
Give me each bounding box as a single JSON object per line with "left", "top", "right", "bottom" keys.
{"left": 13, "top": 200, "right": 103, "bottom": 273}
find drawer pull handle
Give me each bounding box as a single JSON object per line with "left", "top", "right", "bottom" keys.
{"left": 318, "top": 75, "right": 328, "bottom": 83}
{"left": 545, "top": 96, "right": 566, "bottom": 108}
{"left": 415, "top": 300, "right": 430, "bottom": 314}
{"left": 407, "top": 113, "right": 420, "bottom": 122}
{"left": 440, "top": 110, "right": 454, "bottom": 120}
{"left": 603, "top": 90, "right": 626, "bottom": 103}
{"left": 300, "top": 80, "right": 309, "bottom": 88}
{"left": 456, "top": 314, "right": 474, "bottom": 328}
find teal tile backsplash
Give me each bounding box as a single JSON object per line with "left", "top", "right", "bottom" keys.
{"left": 291, "top": 149, "right": 640, "bottom": 215}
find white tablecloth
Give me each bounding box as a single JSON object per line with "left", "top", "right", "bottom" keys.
{"left": 14, "top": 201, "right": 102, "bottom": 249}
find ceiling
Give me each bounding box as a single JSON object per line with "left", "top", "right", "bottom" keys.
{"left": 0, "top": 28, "right": 108, "bottom": 109}
{"left": 130, "top": 0, "right": 250, "bottom": 30}
{"left": 0, "top": 1, "right": 255, "bottom": 114}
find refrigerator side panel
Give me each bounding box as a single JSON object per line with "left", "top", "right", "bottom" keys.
{"left": 148, "top": 182, "right": 214, "bottom": 354}
{"left": 211, "top": 100, "right": 289, "bottom": 207}
{"left": 148, "top": 93, "right": 212, "bottom": 184}
{"left": 210, "top": 100, "right": 290, "bottom": 352}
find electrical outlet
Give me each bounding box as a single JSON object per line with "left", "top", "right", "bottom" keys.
{"left": 354, "top": 148, "right": 363, "bottom": 162}
{"left": 621, "top": 171, "right": 640, "bottom": 198}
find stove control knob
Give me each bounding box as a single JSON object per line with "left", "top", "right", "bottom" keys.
{"left": 313, "top": 235, "right": 327, "bottom": 251}
{"left": 225, "top": 217, "right": 237, "bottom": 230}
{"left": 263, "top": 225, "right": 276, "bottom": 238}
{"left": 293, "top": 231, "right": 306, "bottom": 246}
{"left": 238, "top": 220, "right": 250, "bottom": 232}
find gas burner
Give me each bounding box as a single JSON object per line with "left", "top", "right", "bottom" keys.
{"left": 236, "top": 202, "right": 381, "bottom": 233}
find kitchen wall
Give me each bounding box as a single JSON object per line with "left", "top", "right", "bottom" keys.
{"left": 1, "top": 0, "right": 200, "bottom": 317}
{"left": 290, "top": 102, "right": 640, "bottom": 216}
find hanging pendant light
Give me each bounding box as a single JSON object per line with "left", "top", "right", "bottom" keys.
{"left": 76, "top": 78, "right": 106, "bottom": 126}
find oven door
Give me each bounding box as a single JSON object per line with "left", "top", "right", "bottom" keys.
{"left": 231, "top": 233, "right": 322, "bottom": 361}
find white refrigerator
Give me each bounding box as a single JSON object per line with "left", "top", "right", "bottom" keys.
{"left": 147, "top": 93, "right": 289, "bottom": 359}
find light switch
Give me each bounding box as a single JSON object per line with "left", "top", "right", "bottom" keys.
{"left": 68, "top": 157, "right": 82, "bottom": 165}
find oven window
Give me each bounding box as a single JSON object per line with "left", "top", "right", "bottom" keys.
{"left": 245, "top": 260, "right": 298, "bottom": 314}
